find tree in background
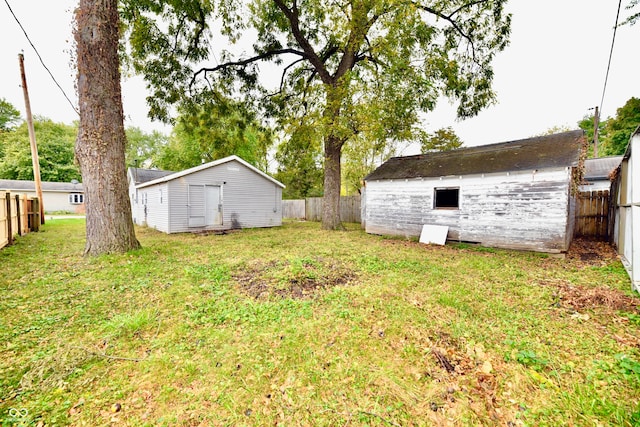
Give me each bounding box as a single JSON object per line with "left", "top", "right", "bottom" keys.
{"left": 421, "top": 127, "right": 464, "bottom": 153}
{"left": 0, "top": 98, "right": 21, "bottom": 132}
{"left": 125, "top": 126, "right": 167, "bottom": 169}
{"left": 75, "top": 0, "right": 139, "bottom": 255}
{"left": 577, "top": 97, "right": 639, "bottom": 157}
{"left": 156, "top": 98, "right": 272, "bottom": 172}
{"left": 601, "top": 97, "right": 640, "bottom": 156}
{"left": 275, "top": 123, "right": 324, "bottom": 199}
{"left": 122, "top": 0, "right": 511, "bottom": 230}
{"left": 0, "top": 117, "right": 80, "bottom": 182}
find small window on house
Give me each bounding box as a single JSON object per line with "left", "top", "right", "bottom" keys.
{"left": 69, "top": 193, "right": 84, "bottom": 204}
{"left": 434, "top": 188, "right": 459, "bottom": 209}
{"left": 159, "top": 189, "right": 163, "bottom": 204}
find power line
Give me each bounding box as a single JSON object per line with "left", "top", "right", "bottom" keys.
{"left": 599, "top": 0, "right": 623, "bottom": 115}
{"left": 3, "top": 0, "right": 79, "bottom": 116}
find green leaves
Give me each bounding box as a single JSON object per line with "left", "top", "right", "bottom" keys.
{"left": 0, "top": 117, "right": 80, "bottom": 182}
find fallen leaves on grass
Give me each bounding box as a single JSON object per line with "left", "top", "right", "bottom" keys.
{"left": 543, "top": 279, "right": 639, "bottom": 313}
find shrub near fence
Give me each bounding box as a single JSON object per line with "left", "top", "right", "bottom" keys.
{"left": 1, "top": 191, "right": 40, "bottom": 249}
{"left": 282, "top": 196, "right": 361, "bottom": 223}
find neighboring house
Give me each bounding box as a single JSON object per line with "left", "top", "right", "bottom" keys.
{"left": 611, "top": 127, "right": 639, "bottom": 291}
{"left": 362, "top": 130, "right": 585, "bottom": 253}
{"left": 127, "top": 155, "right": 284, "bottom": 233}
{"left": 579, "top": 156, "right": 623, "bottom": 192}
{"left": 0, "top": 179, "right": 84, "bottom": 213}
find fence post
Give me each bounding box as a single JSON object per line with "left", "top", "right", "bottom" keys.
{"left": 33, "top": 197, "right": 40, "bottom": 232}
{"left": 15, "top": 194, "right": 22, "bottom": 236}
{"left": 5, "top": 192, "right": 13, "bottom": 246}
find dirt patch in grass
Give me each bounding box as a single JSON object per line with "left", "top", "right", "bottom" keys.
{"left": 542, "top": 279, "right": 639, "bottom": 313}
{"left": 234, "top": 258, "right": 357, "bottom": 299}
{"left": 567, "top": 237, "right": 619, "bottom": 266}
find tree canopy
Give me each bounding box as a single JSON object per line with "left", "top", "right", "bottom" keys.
{"left": 0, "top": 98, "right": 21, "bottom": 132}
{"left": 122, "top": 0, "right": 511, "bottom": 228}
{"left": 155, "top": 98, "right": 272, "bottom": 172}
{"left": 421, "top": 127, "right": 464, "bottom": 153}
{"left": 577, "top": 97, "right": 640, "bottom": 157}
{"left": 0, "top": 117, "right": 81, "bottom": 182}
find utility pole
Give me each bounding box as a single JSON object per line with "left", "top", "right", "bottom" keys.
{"left": 593, "top": 106, "right": 599, "bottom": 158}
{"left": 18, "top": 53, "right": 45, "bottom": 224}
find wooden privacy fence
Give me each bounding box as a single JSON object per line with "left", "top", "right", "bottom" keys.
{"left": 575, "top": 190, "right": 609, "bottom": 238}
{"left": 283, "top": 195, "right": 362, "bottom": 223}
{"left": 1, "top": 191, "right": 40, "bottom": 250}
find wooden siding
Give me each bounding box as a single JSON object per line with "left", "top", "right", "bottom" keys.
{"left": 166, "top": 160, "right": 282, "bottom": 233}
{"left": 364, "top": 168, "right": 573, "bottom": 252}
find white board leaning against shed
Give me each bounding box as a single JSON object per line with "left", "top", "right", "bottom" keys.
{"left": 419, "top": 224, "right": 449, "bottom": 245}
{"left": 127, "top": 155, "right": 285, "bottom": 234}
{"left": 362, "top": 130, "right": 586, "bottom": 253}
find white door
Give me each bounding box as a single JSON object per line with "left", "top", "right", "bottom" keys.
{"left": 205, "top": 185, "right": 222, "bottom": 226}
{"left": 188, "top": 185, "right": 205, "bottom": 227}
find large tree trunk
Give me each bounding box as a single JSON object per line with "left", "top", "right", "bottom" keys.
{"left": 321, "top": 135, "right": 343, "bottom": 230}
{"left": 75, "top": 0, "right": 140, "bottom": 255}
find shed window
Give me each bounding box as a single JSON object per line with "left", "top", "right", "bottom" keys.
{"left": 434, "top": 188, "right": 459, "bottom": 209}
{"left": 69, "top": 193, "right": 84, "bottom": 204}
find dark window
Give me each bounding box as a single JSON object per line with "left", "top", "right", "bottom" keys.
{"left": 434, "top": 188, "right": 459, "bottom": 209}
{"left": 69, "top": 193, "right": 84, "bottom": 204}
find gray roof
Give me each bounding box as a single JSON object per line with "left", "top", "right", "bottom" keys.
{"left": 0, "top": 179, "right": 84, "bottom": 192}
{"left": 365, "top": 130, "right": 585, "bottom": 181}
{"left": 129, "top": 168, "right": 175, "bottom": 184}
{"left": 583, "top": 156, "right": 623, "bottom": 181}
{"left": 135, "top": 155, "right": 285, "bottom": 189}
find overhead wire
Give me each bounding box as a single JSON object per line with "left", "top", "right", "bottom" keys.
{"left": 599, "top": 0, "right": 623, "bottom": 114}
{"left": 3, "top": 0, "right": 80, "bottom": 116}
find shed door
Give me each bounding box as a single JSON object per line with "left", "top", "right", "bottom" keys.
{"left": 188, "top": 185, "right": 205, "bottom": 227}
{"left": 205, "top": 185, "right": 222, "bottom": 226}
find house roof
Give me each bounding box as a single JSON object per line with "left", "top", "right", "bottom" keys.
{"left": 135, "top": 155, "right": 285, "bottom": 189}
{"left": 365, "top": 130, "right": 585, "bottom": 181}
{"left": 583, "top": 156, "right": 623, "bottom": 181}
{"left": 128, "top": 168, "right": 175, "bottom": 184}
{"left": 0, "top": 179, "right": 84, "bottom": 193}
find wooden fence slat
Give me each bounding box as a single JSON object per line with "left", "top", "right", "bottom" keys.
{"left": 576, "top": 190, "right": 609, "bottom": 239}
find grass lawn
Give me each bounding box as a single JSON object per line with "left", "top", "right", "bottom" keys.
{"left": 1, "top": 219, "right": 639, "bottom": 426}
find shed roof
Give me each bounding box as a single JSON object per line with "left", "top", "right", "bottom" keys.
{"left": 135, "top": 155, "right": 285, "bottom": 189}
{"left": 0, "top": 179, "right": 84, "bottom": 193}
{"left": 129, "top": 168, "right": 175, "bottom": 184}
{"left": 583, "top": 156, "right": 623, "bottom": 181}
{"left": 365, "top": 130, "right": 585, "bottom": 181}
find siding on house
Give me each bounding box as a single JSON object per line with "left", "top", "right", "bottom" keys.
{"left": 0, "top": 179, "right": 84, "bottom": 213}
{"left": 165, "top": 160, "right": 282, "bottom": 233}
{"left": 129, "top": 156, "right": 284, "bottom": 234}
{"left": 613, "top": 129, "right": 640, "bottom": 291}
{"left": 363, "top": 130, "right": 585, "bottom": 253}
{"left": 365, "top": 168, "right": 573, "bottom": 252}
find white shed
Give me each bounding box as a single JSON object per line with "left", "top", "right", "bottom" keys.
{"left": 362, "top": 130, "right": 586, "bottom": 253}
{"left": 128, "top": 155, "right": 284, "bottom": 233}
{"left": 612, "top": 127, "right": 640, "bottom": 291}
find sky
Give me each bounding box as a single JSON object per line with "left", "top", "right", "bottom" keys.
{"left": 1, "top": 1, "right": 638, "bottom": 149}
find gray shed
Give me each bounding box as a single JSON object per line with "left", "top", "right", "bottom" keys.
{"left": 127, "top": 155, "right": 284, "bottom": 233}
{"left": 362, "top": 130, "right": 586, "bottom": 253}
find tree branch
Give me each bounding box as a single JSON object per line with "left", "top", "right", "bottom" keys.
{"left": 273, "top": 0, "right": 334, "bottom": 84}
{"left": 190, "top": 48, "right": 306, "bottom": 88}
{"left": 413, "top": 1, "right": 485, "bottom": 61}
